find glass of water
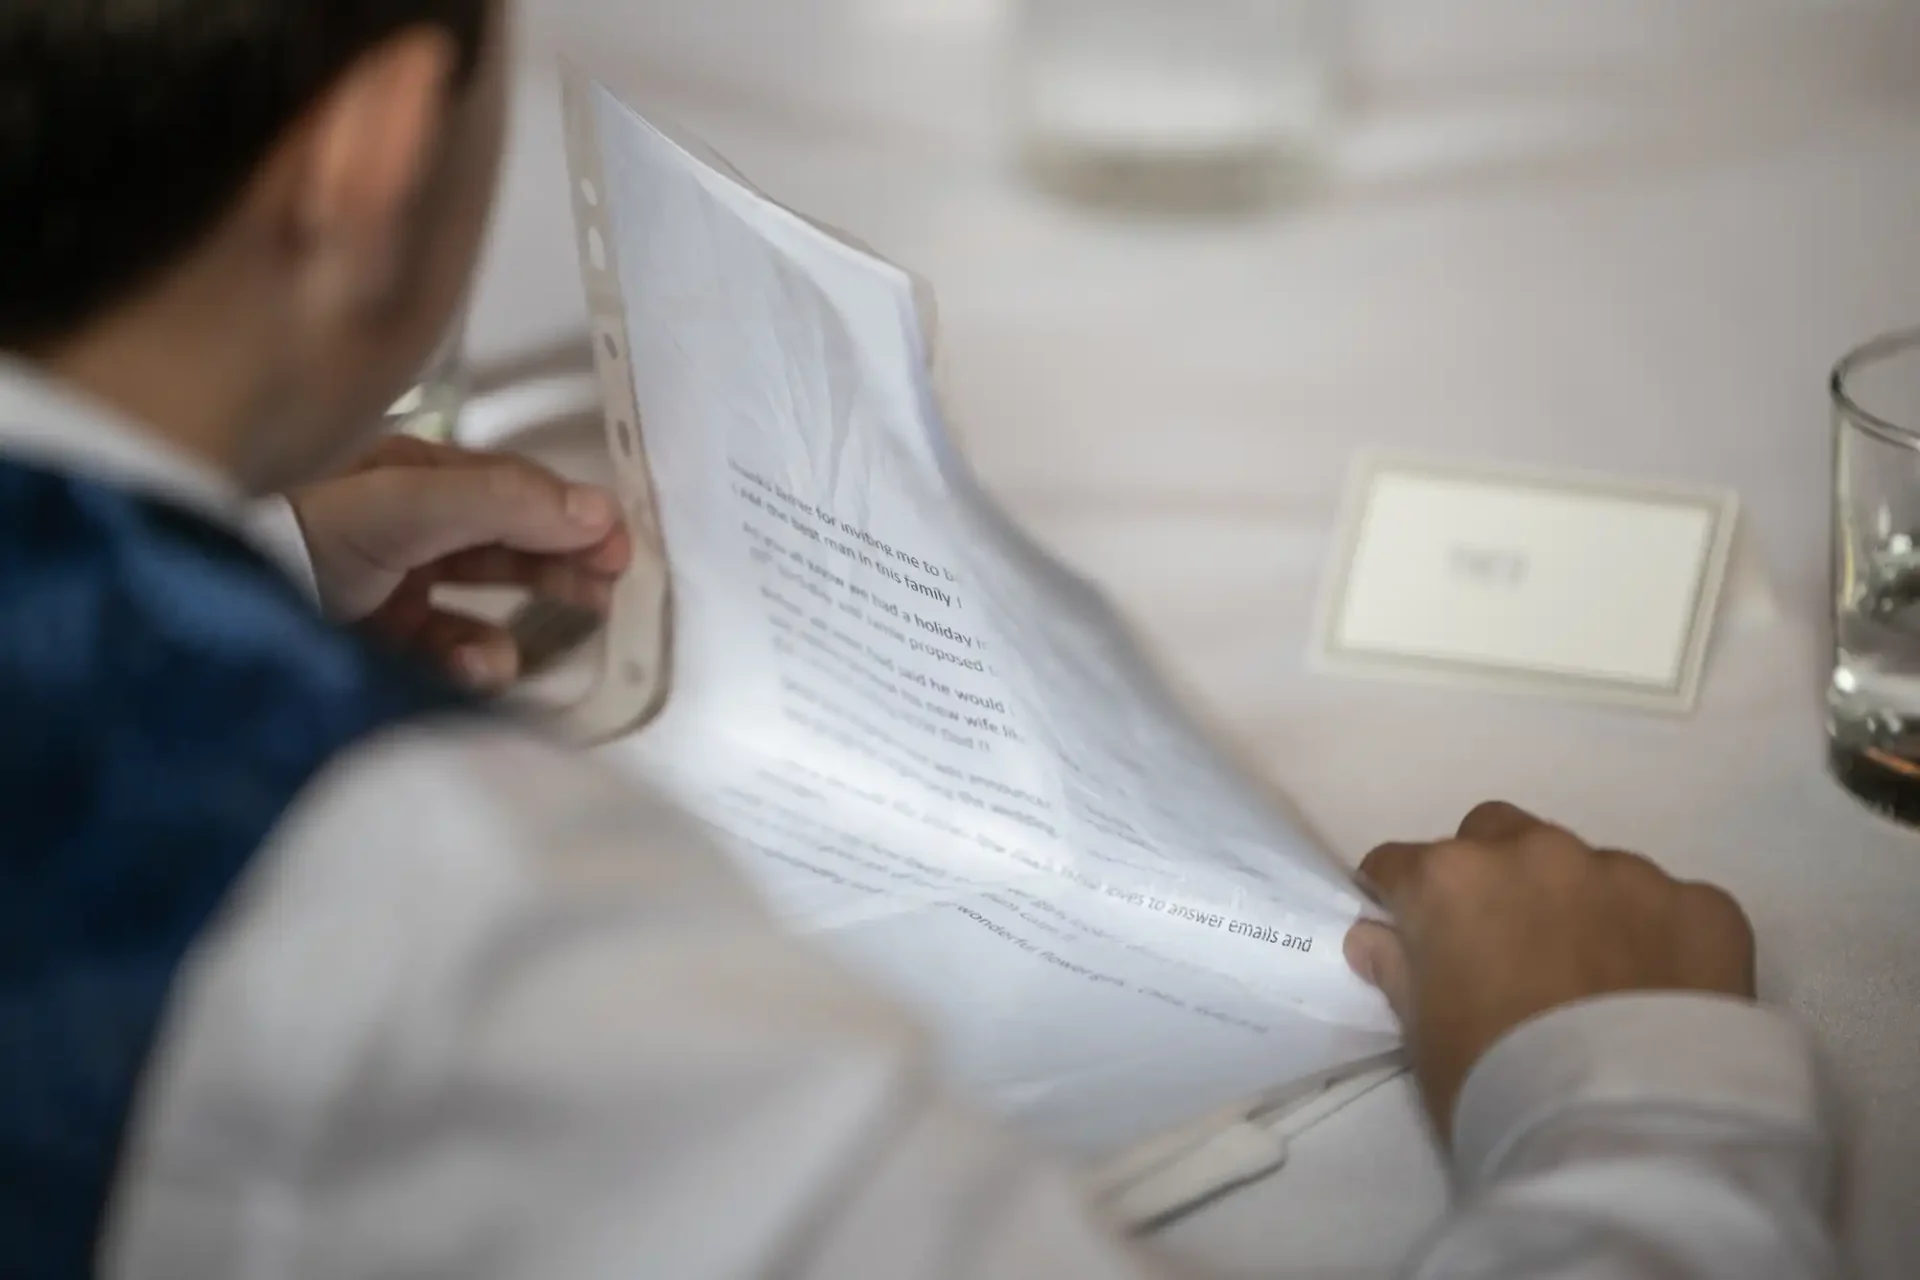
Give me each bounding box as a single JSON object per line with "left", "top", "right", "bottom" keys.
{"left": 1012, "top": 0, "right": 1342, "bottom": 211}
{"left": 385, "top": 302, "right": 471, "bottom": 444}
{"left": 1829, "top": 328, "right": 1920, "bottom": 824}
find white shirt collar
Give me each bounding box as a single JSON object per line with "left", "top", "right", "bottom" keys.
{"left": 0, "top": 354, "right": 248, "bottom": 527}
{"left": 0, "top": 356, "right": 328, "bottom": 597}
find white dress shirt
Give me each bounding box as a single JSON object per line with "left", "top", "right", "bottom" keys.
{"left": 0, "top": 360, "right": 1840, "bottom": 1279}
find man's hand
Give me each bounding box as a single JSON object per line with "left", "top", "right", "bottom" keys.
{"left": 1345, "top": 803, "right": 1757, "bottom": 1143}
{"left": 290, "top": 436, "right": 633, "bottom": 688}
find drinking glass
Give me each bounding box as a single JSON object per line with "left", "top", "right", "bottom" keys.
{"left": 1012, "top": 0, "right": 1341, "bottom": 210}
{"left": 385, "top": 302, "right": 471, "bottom": 444}
{"left": 1829, "top": 328, "right": 1920, "bottom": 824}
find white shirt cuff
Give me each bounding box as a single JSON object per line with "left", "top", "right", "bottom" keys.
{"left": 1451, "top": 994, "right": 1826, "bottom": 1188}
{"left": 243, "top": 495, "right": 320, "bottom": 604}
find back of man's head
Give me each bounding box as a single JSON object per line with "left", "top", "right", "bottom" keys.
{"left": 0, "top": 2, "right": 491, "bottom": 351}
{"left": 0, "top": 1, "right": 508, "bottom": 493}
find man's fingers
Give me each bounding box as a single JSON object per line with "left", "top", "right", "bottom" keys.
{"left": 344, "top": 459, "right": 622, "bottom": 569}
{"left": 1456, "top": 801, "right": 1544, "bottom": 844}
{"left": 413, "top": 611, "right": 521, "bottom": 690}
{"left": 435, "top": 545, "right": 620, "bottom": 611}
{"left": 575, "top": 520, "right": 635, "bottom": 577}
{"left": 1362, "top": 802, "right": 1553, "bottom": 908}
{"left": 1675, "top": 882, "right": 1759, "bottom": 999}
{"left": 1357, "top": 841, "right": 1430, "bottom": 906}
{"left": 347, "top": 434, "right": 477, "bottom": 473}
{"left": 1344, "top": 922, "right": 1415, "bottom": 1025}
{"left": 433, "top": 545, "right": 538, "bottom": 586}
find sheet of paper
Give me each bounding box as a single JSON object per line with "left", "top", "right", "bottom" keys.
{"left": 567, "top": 74, "right": 1396, "bottom": 1160}
{"left": 1316, "top": 456, "right": 1739, "bottom": 713}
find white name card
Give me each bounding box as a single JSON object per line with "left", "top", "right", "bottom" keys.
{"left": 1314, "top": 457, "right": 1740, "bottom": 713}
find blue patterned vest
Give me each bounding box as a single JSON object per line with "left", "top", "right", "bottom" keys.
{"left": 0, "top": 460, "right": 475, "bottom": 1277}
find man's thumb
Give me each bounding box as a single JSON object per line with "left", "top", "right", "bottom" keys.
{"left": 1344, "top": 921, "right": 1414, "bottom": 1025}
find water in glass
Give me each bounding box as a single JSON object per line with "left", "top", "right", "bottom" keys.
{"left": 1013, "top": 0, "right": 1340, "bottom": 210}
{"left": 1829, "top": 330, "right": 1920, "bottom": 824}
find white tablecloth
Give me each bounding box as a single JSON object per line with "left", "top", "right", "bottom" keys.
{"left": 469, "top": 3, "right": 1920, "bottom": 1275}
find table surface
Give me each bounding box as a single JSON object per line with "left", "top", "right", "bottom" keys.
{"left": 468, "top": 3, "right": 1920, "bottom": 1275}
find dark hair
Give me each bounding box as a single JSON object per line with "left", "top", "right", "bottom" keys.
{"left": 0, "top": 1, "right": 490, "bottom": 350}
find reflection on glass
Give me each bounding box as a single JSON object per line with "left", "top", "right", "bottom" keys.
{"left": 1830, "top": 328, "right": 1920, "bottom": 825}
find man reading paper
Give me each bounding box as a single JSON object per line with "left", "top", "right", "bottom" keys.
{"left": 0, "top": 3, "right": 1835, "bottom": 1278}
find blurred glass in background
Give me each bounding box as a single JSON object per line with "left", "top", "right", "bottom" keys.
{"left": 385, "top": 300, "right": 472, "bottom": 443}
{"left": 1013, "top": 0, "right": 1343, "bottom": 211}
{"left": 1830, "top": 329, "right": 1920, "bottom": 826}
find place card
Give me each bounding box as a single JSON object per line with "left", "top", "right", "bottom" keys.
{"left": 1313, "top": 455, "right": 1740, "bottom": 713}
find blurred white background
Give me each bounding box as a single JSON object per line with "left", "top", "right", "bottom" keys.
{"left": 478, "top": 0, "right": 1920, "bottom": 622}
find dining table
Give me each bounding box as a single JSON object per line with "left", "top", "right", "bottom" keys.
{"left": 465, "top": 1, "right": 1920, "bottom": 1274}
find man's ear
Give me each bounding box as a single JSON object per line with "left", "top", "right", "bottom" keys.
{"left": 291, "top": 29, "right": 462, "bottom": 315}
